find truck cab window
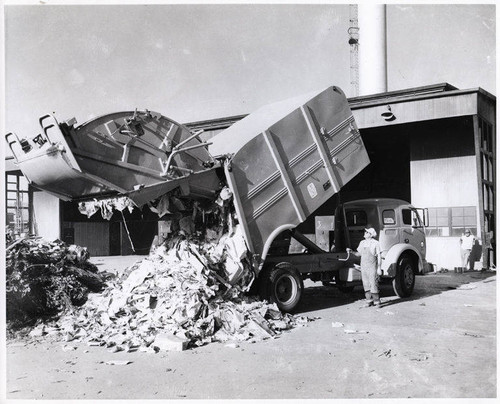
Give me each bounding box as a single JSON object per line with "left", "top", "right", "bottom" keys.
{"left": 402, "top": 209, "right": 412, "bottom": 226}
{"left": 345, "top": 210, "right": 367, "bottom": 226}
{"left": 403, "top": 208, "right": 423, "bottom": 227}
{"left": 382, "top": 209, "right": 396, "bottom": 225}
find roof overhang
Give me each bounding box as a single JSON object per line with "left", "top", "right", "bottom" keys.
{"left": 185, "top": 83, "right": 496, "bottom": 132}
{"left": 349, "top": 86, "right": 495, "bottom": 129}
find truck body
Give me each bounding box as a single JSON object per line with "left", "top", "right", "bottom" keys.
{"left": 6, "top": 86, "right": 430, "bottom": 312}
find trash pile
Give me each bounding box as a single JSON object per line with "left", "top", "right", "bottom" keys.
{"left": 47, "top": 235, "right": 309, "bottom": 352}
{"left": 7, "top": 187, "right": 314, "bottom": 350}
{"left": 6, "top": 238, "right": 110, "bottom": 331}
{"left": 18, "top": 230, "right": 310, "bottom": 351}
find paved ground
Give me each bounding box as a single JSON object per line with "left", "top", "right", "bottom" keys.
{"left": 3, "top": 255, "right": 497, "bottom": 400}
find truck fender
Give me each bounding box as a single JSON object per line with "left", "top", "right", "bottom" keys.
{"left": 381, "top": 244, "right": 424, "bottom": 277}
{"left": 259, "top": 224, "right": 297, "bottom": 271}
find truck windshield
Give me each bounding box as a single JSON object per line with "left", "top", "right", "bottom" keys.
{"left": 403, "top": 208, "right": 424, "bottom": 227}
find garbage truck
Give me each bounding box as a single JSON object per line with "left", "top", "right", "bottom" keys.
{"left": 6, "top": 85, "right": 431, "bottom": 312}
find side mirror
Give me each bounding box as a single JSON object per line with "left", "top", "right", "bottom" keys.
{"left": 423, "top": 208, "right": 429, "bottom": 227}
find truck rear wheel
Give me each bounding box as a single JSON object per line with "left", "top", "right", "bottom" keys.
{"left": 260, "top": 263, "right": 303, "bottom": 312}
{"left": 392, "top": 255, "right": 415, "bottom": 297}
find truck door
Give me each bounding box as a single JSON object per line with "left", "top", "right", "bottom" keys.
{"left": 380, "top": 208, "right": 400, "bottom": 256}
{"left": 400, "top": 207, "right": 426, "bottom": 257}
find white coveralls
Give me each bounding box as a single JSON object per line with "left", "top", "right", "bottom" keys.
{"left": 357, "top": 238, "right": 381, "bottom": 294}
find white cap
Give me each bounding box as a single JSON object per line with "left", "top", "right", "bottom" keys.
{"left": 365, "top": 227, "right": 377, "bottom": 237}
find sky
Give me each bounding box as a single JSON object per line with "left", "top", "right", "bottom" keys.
{"left": 2, "top": 2, "right": 496, "bottom": 147}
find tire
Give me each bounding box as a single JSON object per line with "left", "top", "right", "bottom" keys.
{"left": 392, "top": 255, "right": 416, "bottom": 297}
{"left": 261, "top": 263, "right": 303, "bottom": 312}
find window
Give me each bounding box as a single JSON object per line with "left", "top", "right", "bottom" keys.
{"left": 402, "top": 209, "right": 412, "bottom": 225}
{"left": 451, "top": 207, "right": 477, "bottom": 236}
{"left": 345, "top": 210, "right": 367, "bottom": 226}
{"left": 427, "top": 206, "right": 477, "bottom": 237}
{"left": 5, "top": 173, "right": 31, "bottom": 238}
{"left": 382, "top": 209, "right": 396, "bottom": 225}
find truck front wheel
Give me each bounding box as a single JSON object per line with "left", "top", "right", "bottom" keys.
{"left": 392, "top": 255, "right": 415, "bottom": 297}
{"left": 261, "top": 264, "right": 303, "bottom": 312}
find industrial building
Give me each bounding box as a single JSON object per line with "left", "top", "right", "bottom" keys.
{"left": 5, "top": 82, "right": 496, "bottom": 270}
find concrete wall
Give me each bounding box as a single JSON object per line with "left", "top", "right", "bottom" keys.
{"left": 411, "top": 155, "right": 480, "bottom": 269}
{"left": 33, "top": 192, "right": 60, "bottom": 242}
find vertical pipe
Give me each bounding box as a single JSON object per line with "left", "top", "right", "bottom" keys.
{"left": 473, "top": 115, "right": 487, "bottom": 269}
{"left": 358, "top": 4, "right": 388, "bottom": 95}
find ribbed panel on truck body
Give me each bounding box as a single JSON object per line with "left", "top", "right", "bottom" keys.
{"left": 210, "top": 86, "right": 370, "bottom": 258}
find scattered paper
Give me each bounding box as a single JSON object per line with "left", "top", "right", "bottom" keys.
{"left": 344, "top": 329, "right": 369, "bottom": 334}
{"left": 105, "top": 360, "right": 132, "bottom": 366}
{"left": 458, "top": 284, "right": 478, "bottom": 290}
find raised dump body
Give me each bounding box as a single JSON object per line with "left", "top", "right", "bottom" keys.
{"left": 6, "top": 110, "right": 221, "bottom": 207}
{"left": 210, "top": 86, "right": 370, "bottom": 261}
{"left": 6, "top": 86, "right": 369, "bottom": 262}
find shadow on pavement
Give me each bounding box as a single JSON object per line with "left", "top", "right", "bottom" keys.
{"left": 294, "top": 271, "right": 496, "bottom": 314}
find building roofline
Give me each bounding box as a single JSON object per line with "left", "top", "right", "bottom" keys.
{"left": 348, "top": 84, "right": 496, "bottom": 109}
{"left": 185, "top": 83, "right": 495, "bottom": 130}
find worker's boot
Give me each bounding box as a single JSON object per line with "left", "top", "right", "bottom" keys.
{"left": 364, "top": 291, "right": 373, "bottom": 307}
{"left": 372, "top": 293, "right": 381, "bottom": 307}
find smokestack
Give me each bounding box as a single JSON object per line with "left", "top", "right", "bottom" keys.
{"left": 358, "top": 4, "right": 388, "bottom": 95}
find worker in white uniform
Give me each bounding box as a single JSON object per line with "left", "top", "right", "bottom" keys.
{"left": 347, "top": 227, "right": 382, "bottom": 307}
{"left": 460, "top": 229, "right": 476, "bottom": 272}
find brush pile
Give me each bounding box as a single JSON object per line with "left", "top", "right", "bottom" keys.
{"left": 6, "top": 238, "right": 110, "bottom": 330}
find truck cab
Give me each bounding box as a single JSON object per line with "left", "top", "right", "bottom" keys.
{"left": 335, "top": 198, "right": 430, "bottom": 297}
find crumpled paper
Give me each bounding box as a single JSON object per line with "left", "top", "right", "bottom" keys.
{"left": 78, "top": 196, "right": 135, "bottom": 219}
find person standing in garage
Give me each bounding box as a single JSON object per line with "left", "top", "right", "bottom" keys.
{"left": 347, "top": 227, "right": 382, "bottom": 307}
{"left": 460, "top": 229, "right": 476, "bottom": 272}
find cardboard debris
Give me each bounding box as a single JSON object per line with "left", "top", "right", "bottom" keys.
{"left": 344, "top": 329, "right": 369, "bottom": 334}
{"left": 78, "top": 196, "right": 135, "bottom": 219}
{"left": 464, "top": 332, "right": 485, "bottom": 338}
{"left": 409, "top": 352, "right": 429, "bottom": 362}
{"left": 7, "top": 188, "right": 316, "bottom": 350}
{"left": 458, "top": 284, "right": 478, "bottom": 290}
{"left": 14, "top": 234, "right": 311, "bottom": 351}
{"left": 378, "top": 349, "right": 392, "bottom": 358}
{"left": 105, "top": 360, "right": 133, "bottom": 366}
{"left": 153, "top": 333, "right": 189, "bottom": 352}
